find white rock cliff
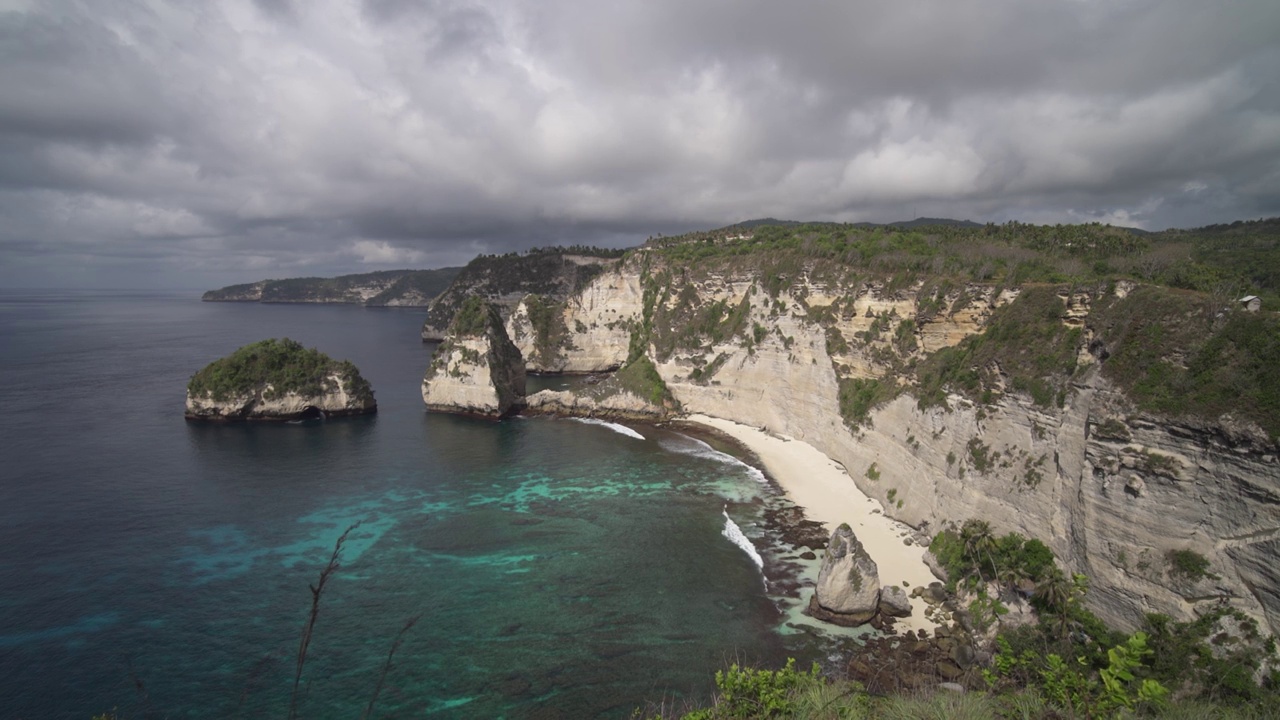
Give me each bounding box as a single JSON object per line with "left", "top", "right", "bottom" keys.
{"left": 422, "top": 300, "right": 527, "bottom": 418}
{"left": 536, "top": 258, "right": 1280, "bottom": 637}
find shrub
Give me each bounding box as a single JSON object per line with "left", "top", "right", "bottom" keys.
{"left": 678, "top": 659, "right": 822, "bottom": 719}
{"left": 1167, "top": 549, "right": 1212, "bottom": 582}
{"left": 838, "top": 378, "right": 897, "bottom": 429}
{"left": 614, "top": 355, "right": 671, "bottom": 406}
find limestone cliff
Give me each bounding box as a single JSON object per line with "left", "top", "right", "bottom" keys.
{"left": 421, "top": 297, "right": 526, "bottom": 418}
{"left": 421, "top": 249, "right": 621, "bottom": 341}
{"left": 532, "top": 235, "right": 1280, "bottom": 638}
{"left": 505, "top": 269, "right": 645, "bottom": 373}
{"left": 185, "top": 338, "right": 376, "bottom": 421}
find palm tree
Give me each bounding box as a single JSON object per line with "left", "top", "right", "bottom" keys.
{"left": 998, "top": 564, "right": 1025, "bottom": 602}
{"left": 960, "top": 519, "right": 998, "bottom": 580}
{"left": 1035, "top": 568, "right": 1071, "bottom": 615}
{"left": 1036, "top": 569, "right": 1089, "bottom": 645}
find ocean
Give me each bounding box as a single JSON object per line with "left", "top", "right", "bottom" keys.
{"left": 0, "top": 290, "right": 822, "bottom": 719}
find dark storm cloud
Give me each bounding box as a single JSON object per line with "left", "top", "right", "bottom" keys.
{"left": 0, "top": 0, "right": 1277, "bottom": 289}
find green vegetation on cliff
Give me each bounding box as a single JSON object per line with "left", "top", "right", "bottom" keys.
{"left": 422, "top": 247, "right": 622, "bottom": 335}
{"left": 614, "top": 355, "right": 672, "bottom": 406}
{"left": 522, "top": 293, "right": 572, "bottom": 366}
{"left": 1092, "top": 286, "right": 1280, "bottom": 437}
{"left": 916, "top": 285, "right": 1083, "bottom": 411}
{"left": 447, "top": 295, "right": 500, "bottom": 337}
{"left": 628, "top": 218, "right": 1280, "bottom": 436}
{"left": 643, "top": 218, "right": 1280, "bottom": 305}
{"left": 187, "top": 338, "right": 373, "bottom": 402}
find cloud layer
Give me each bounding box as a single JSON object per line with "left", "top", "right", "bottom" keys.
{"left": 2, "top": 0, "right": 1278, "bottom": 288}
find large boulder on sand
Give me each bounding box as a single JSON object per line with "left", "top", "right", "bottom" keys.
{"left": 879, "top": 585, "right": 913, "bottom": 618}
{"left": 807, "top": 523, "right": 881, "bottom": 626}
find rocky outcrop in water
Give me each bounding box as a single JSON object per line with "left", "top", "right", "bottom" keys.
{"left": 185, "top": 338, "right": 376, "bottom": 421}
{"left": 808, "top": 524, "right": 882, "bottom": 626}
{"left": 421, "top": 297, "right": 526, "bottom": 418}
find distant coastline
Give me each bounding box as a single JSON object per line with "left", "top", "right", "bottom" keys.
{"left": 202, "top": 267, "right": 462, "bottom": 306}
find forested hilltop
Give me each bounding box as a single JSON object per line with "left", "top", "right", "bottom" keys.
{"left": 202, "top": 267, "right": 462, "bottom": 306}
{"left": 648, "top": 217, "right": 1278, "bottom": 306}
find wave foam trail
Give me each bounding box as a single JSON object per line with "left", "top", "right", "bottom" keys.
{"left": 662, "top": 435, "right": 767, "bottom": 484}
{"left": 722, "top": 507, "right": 764, "bottom": 571}
{"left": 570, "top": 418, "right": 645, "bottom": 440}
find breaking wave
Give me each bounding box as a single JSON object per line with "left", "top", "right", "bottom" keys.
{"left": 661, "top": 435, "right": 767, "bottom": 484}
{"left": 570, "top": 417, "right": 645, "bottom": 440}
{"left": 721, "top": 507, "right": 764, "bottom": 570}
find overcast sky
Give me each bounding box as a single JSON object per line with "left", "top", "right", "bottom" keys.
{"left": 2, "top": 0, "right": 1278, "bottom": 289}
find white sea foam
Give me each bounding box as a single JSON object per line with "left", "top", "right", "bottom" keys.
{"left": 570, "top": 417, "right": 645, "bottom": 440}
{"left": 660, "top": 435, "right": 768, "bottom": 484}
{"left": 721, "top": 507, "right": 764, "bottom": 570}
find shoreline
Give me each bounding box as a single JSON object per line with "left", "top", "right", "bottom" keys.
{"left": 682, "top": 414, "right": 941, "bottom": 634}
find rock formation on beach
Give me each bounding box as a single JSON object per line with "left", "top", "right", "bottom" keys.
{"left": 808, "top": 523, "right": 882, "bottom": 626}
{"left": 185, "top": 338, "right": 376, "bottom": 421}
{"left": 421, "top": 296, "right": 526, "bottom": 418}
{"left": 878, "top": 585, "right": 913, "bottom": 618}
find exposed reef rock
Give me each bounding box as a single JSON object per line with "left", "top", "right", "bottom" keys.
{"left": 523, "top": 388, "right": 668, "bottom": 421}
{"left": 808, "top": 523, "right": 881, "bottom": 626}
{"left": 185, "top": 338, "right": 376, "bottom": 421}
{"left": 421, "top": 297, "right": 526, "bottom": 418}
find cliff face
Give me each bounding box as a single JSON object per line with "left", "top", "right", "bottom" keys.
{"left": 422, "top": 251, "right": 620, "bottom": 341}
{"left": 505, "top": 269, "right": 644, "bottom": 373}
{"left": 185, "top": 374, "right": 376, "bottom": 421}
{"left": 542, "top": 257, "right": 1280, "bottom": 637}
{"left": 421, "top": 298, "right": 527, "bottom": 418}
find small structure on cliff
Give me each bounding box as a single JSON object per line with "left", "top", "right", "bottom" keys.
{"left": 1240, "top": 295, "right": 1261, "bottom": 312}
{"left": 421, "top": 296, "right": 527, "bottom": 418}
{"left": 185, "top": 338, "right": 376, "bottom": 421}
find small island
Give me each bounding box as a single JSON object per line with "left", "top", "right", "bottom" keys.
{"left": 185, "top": 338, "right": 377, "bottom": 421}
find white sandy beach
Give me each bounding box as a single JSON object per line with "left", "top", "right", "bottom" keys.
{"left": 687, "top": 414, "right": 940, "bottom": 634}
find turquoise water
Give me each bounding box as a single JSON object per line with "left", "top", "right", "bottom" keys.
{"left": 0, "top": 291, "right": 816, "bottom": 719}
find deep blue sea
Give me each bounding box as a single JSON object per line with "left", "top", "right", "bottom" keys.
{"left": 0, "top": 290, "right": 818, "bottom": 719}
